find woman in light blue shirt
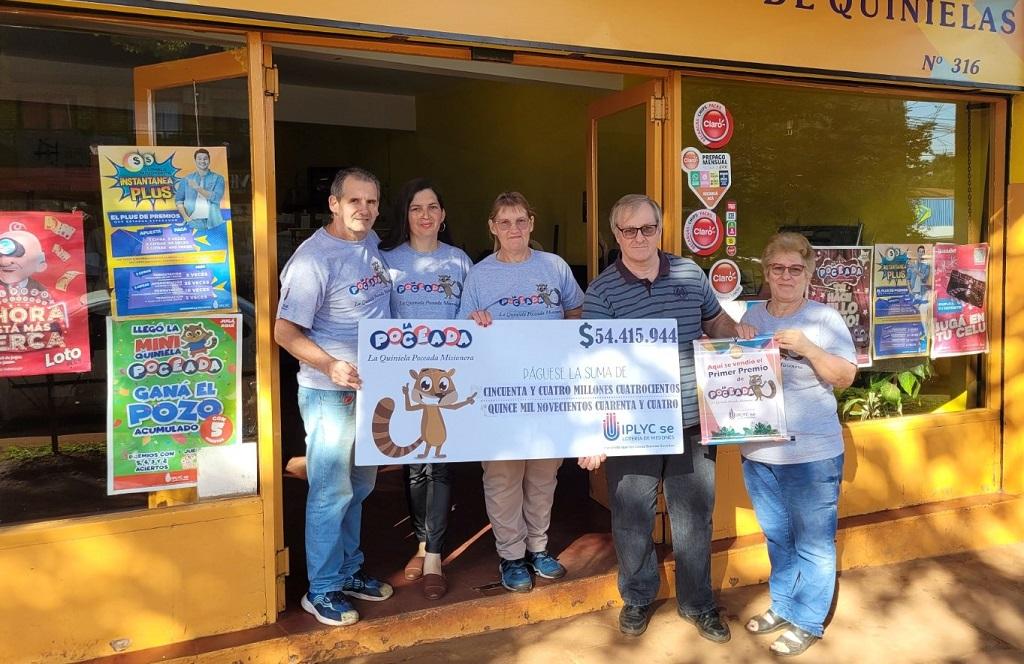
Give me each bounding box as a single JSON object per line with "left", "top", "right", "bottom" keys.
{"left": 740, "top": 232, "right": 858, "bottom": 657}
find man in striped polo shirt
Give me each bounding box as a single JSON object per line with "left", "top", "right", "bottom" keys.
{"left": 578, "top": 194, "right": 755, "bottom": 642}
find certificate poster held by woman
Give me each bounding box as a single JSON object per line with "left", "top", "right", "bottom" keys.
{"left": 693, "top": 335, "right": 788, "bottom": 445}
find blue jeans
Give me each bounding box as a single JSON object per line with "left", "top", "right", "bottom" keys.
{"left": 741, "top": 453, "right": 844, "bottom": 637}
{"left": 605, "top": 425, "right": 718, "bottom": 614}
{"left": 298, "top": 386, "right": 378, "bottom": 594}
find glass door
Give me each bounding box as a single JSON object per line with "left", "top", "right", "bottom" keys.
{"left": 586, "top": 79, "right": 665, "bottom": 281}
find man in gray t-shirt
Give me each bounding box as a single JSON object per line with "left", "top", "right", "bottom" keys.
{"left": 274, "top": 168, "right": 393, "bottom": 627}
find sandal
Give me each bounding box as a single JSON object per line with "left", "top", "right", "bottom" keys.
{"left": 404, "top": 554, "right": 425, "bottom": 580}
{"left": 770, "top": 626, "right": 819, "bottom": 657}
{"left": 422, "top": 573, "right": 447, "bottom": 600}
{"left": 745, "top": 608, "right": 791, "bottom": 634}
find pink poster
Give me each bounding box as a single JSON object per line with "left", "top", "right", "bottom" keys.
{"left": 0, "top": 211, "right": 91, "bottom": 377}
{"left": 932, "top": 243, "right": 988, "bottom": 358}
{"left": 809, "top": 246, "right": 872, "bottom": 367}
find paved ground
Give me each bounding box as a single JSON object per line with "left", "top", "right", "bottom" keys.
{"left": 344, "top": 542, "right": 1024, "bottom": 663}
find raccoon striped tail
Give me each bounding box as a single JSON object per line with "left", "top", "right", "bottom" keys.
{"left": 372, "top": 397, "right": 424, "bottom": 457}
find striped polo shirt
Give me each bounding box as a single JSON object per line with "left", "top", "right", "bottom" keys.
{"left": 583, "top": 251, "right": 722, "bottom": 427}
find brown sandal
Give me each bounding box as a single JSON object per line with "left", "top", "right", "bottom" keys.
{"left": 422, "top": 573, "right": 447, "bottom": 600}
{"left": 404, "top": 554, "right": 425, "bottom": 580}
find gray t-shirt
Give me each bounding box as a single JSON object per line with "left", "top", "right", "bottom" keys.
{"left": 382, "top": 242, "right": 473, "bottom": 318}
{"left": 457, "top": 250, "right": 584, "bottom": 320}
{"left": 740, "top": 299, "right": 856, "bottom": 464}
{"left": 277, "top": 228, "right": 391, "bottom": 390}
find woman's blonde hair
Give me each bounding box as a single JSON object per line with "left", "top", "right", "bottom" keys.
{"left": 761, "top": 232, "right": 815, "bottom": 274}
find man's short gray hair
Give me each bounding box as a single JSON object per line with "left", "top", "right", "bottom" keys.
{"left": 609, "top": 194, "right": 662, "bottom": 234}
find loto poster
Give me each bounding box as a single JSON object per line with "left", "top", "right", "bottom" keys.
{"left": 809, "top": 246, "right": 872, "bottom": 367}
{"left": 98, "top": 146, "right": 237, "bottom": 318}
{"left": 932, "top": 243, "right": 989, "bottom": 358}
{"left": 355, "top": 319, "right": 684, "bottom": 464}
{"left": 107, "top": 314, "right": 242, "bottom": 494}
{"left": 693, "top": 335, "right": 788, "bottom": 445}
{"left": 0, "top": 211, "right": 90, "bottom": 377}
{"left": 872, "top": 243, "right": 932, "bottom": 359}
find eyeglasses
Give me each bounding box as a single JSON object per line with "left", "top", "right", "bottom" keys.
{"left": 492, "top": 217, "right": 531, "bottom": 231}
{"left": 616, "top": 224, "right": 660, "bottom": 239}
{"left": 767, "top": 263, "right": 807, "bottom": 278}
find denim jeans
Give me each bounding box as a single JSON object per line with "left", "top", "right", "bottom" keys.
{"left": 741, "top": 453, "right": 844, "bottom": 637}
{"left": 605, "top": 425, "right": 718, "bottom": 614}
{"left": 298, "top": 386, "right": 378, "bottom": 594}
{"left": 404, "top": 462, "right": 452, "bottom": 554}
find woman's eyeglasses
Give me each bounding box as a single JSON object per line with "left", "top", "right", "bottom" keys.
{"left": 492, "top": 217, "right": 531, "bottom": 231}
{"left": 616, "top": 224, "right": 660, "bottom": 239}
{"left": 767, "top": 263, "right": 807, "bottom": 278}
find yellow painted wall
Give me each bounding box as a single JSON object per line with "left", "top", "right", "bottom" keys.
{"left": 0, "top": 499, "right": 269, "bottom": 663}
{"left": 1005, "top": 97, "right": 1024, "bottom": 496}
{"left": 715, "top": 412, "right": 1003, "bottom": 538}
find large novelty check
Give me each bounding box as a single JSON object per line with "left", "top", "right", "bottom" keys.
{"left": 354, "top": 319, "right": 684, "bottom": 465}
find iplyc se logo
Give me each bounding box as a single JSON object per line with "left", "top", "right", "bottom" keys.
{"left": 603, "top": 412, "right": 620, "bottom": 441}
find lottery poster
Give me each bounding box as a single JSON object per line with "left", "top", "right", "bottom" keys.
{"left": 693, "top": 335, "right": 788, "bottom": 445}
{"left": 107, "top": 314, "right": 242, "bottom": 494}
{"left": 932, "top": 243, "right": 989, "bottom": 358}
{"left": 0, "top": 211, "right": 91, "bottom": 377}
{"left": 872, "top": 243, "right": 932, "bottom": 359}
{"left": 809, "top": 246, "right": 872, "bottom": 367}
{"left": 98, "top": 146, "right": 237, "bottom": 318}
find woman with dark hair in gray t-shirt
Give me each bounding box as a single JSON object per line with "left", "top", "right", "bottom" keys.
{"left": 380, "top": 178, "right": 472, "bottom": 601}
{"left": 740, "top": 232, "right": 858, "bottom": 657}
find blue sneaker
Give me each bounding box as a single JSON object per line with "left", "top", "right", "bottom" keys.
{"left": 499, "top": 557, "right": 534, "bottom": 592}
{"left": 300, "top": 591, "right": 359, "bottom": 626}
{"left": 526, "top": 550, "right": 567, "bottom": 579}
{"left": 341, "top": 569, "right": 394, "bottom": 602}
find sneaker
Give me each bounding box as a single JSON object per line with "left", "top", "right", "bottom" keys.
{"left": 619, "top": 603, "right": 655, "bottom": 636}
{"left": 525, "top": 550, "right": 567, "bottom": 579}
{"left": 300, "top": 591, "right": 359, "bottom": 626}
{"left": 678, "top": 606, "right": 731, "bottom": 643}
{"left": 499, "top": 557, "right": 534, "bottom": 592}
{"left": 341, "top": 570, "right": 394, "bottom": 602}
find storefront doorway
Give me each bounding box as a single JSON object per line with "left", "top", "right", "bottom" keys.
{"left": 262, "top": 39, "right": 668, "bottom": 615}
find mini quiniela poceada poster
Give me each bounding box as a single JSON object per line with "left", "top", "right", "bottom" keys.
{"left": 693, "top": 335, "right": 788, "bottom": 445}
{"left": 107, "top": 314, "right": 242, "bottom": 494}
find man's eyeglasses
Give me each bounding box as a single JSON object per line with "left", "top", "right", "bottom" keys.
{"left": 767, "top": 263, "right": 807, "bottom": 278}
{"left": 616, "top": 224, "right": 660, "bottom": 239}
{"left": 492, "top": 217, "right": 531, "bottom": 231}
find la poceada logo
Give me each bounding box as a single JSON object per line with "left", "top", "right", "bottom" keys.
{"left": 369, "top": 322, "right": 473, "bottom": 350}
{"left": 693, "top": 101, "right": 734, "bottom": 149}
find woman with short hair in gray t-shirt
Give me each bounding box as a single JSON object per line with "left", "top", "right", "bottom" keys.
{"left": 459, "top": 191, "right": 585, "bottom": 594}
{"left": 739, "top": 232, "right": 858, "bottom": 657}
{"left": 380, "top": 178, "right": 472, "bottom": 601}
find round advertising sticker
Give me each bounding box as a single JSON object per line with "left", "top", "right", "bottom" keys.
{"left": 709, "top": 259, "right": 742, "bottom": 301}
{"left": 683, "top": 209, "right": 724, "bottom": 256}
{"left": 693, "top": 101, "right": 734, "bottom": 149}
